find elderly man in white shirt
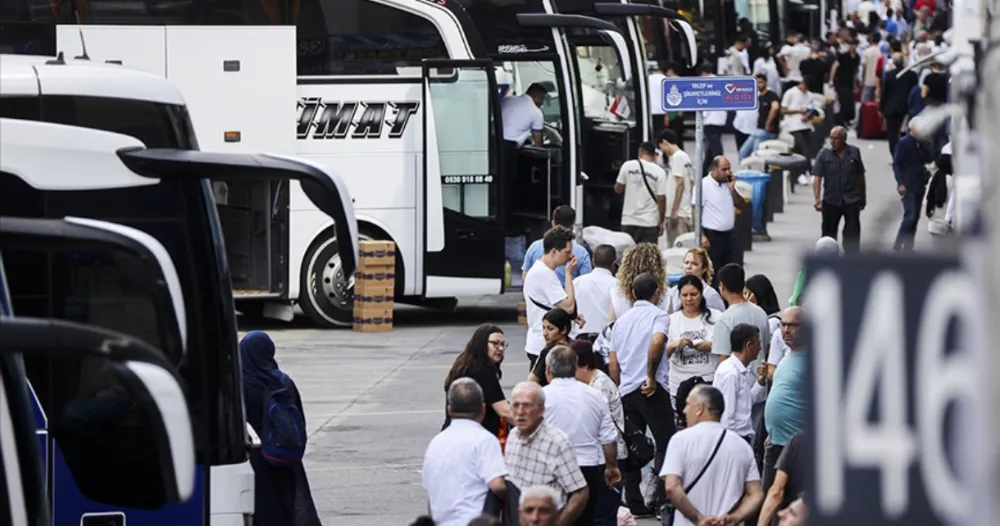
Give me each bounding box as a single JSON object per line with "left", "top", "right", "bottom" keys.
{"left": 542, "top": 345, "right": 621, "bottom": 525}
{"left": 661, "top": 384, "right": 764, "bottom": 526}
{"left": 422, "top": 378, "right": 508, "bottom": 526}
{"left": 572, "top": 245, "right": 617, "bottom": 335}
{"left": 714, "top": 324, "right": 769, "bottom": 444}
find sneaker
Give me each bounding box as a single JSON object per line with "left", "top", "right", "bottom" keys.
{"left": 629, "top": 505, "right": 654, "bottom": 518}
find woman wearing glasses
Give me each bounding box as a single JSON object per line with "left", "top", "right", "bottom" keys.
{"left": 442, "top": 323, "right": 514, "bottom": 439}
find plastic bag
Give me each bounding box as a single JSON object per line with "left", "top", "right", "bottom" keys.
{"left": 581, "top": 225, "right": 635, "bottom": 257}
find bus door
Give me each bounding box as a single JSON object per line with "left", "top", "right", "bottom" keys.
{"left": 517, "top": 13, "right": 632, "bottom": 231}
{"left": 0, "top": 216, "right": 193, "bottom": 526}
{"left": 420, "top": 59, "right": 507, "bottom": 296}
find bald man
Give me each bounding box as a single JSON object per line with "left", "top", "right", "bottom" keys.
{"left": 762, "top": 307, "right": 807, "bottom": 496}
{"left": 693, "top": 156, "right": 748, "bottom": 283}
{"left": 812, "top": 126, "right": 866, "bottom": 254}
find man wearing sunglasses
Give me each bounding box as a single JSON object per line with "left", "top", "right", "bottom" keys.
{"left": 762, "top": 307, "right": 806, "bottom": 501}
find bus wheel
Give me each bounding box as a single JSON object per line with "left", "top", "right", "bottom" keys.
{"left": 300, "top": 231, "right": 371, "bottom": 327}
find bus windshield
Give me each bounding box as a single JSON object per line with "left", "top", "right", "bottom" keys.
{"left": 570, "top": 43, "right": 635, "bottom": 124}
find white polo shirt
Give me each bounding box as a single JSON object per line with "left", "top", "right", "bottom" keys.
{"left": 703, "top": 110, "right": 728, "bottom": 127}
{"left": 543, "top": 378, "right": 619, "bottom": 467}
{"left": 693, "top": 176, "right": 736, "bottom": 232}
{"left": 501, "top": 94, "right": 544, "bottom": 146}
{"left": 523, "top": 260, "right": 567, "bottom": 356}
{"left": 667, "top": 149, "right": 695, "bottom": 221}
{"left": 660, "top": 421, "right": 760, "bottom": 526}
{"left": 422, "top": 419, "right": 508, "bottom": 526}
{"left": 714, "top": 355, "right": 768, "bottom": 439}
{"left": 780, "top": 87, "right": 814, "bottom": 133}
{"left": 573, "top": 267, "right": 617, "bottom": 333}
{"left": 610, "top": 300, "right": 671, "bottom": 397}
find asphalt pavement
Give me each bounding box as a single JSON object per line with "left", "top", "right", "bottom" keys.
{"left": 244, "top": 130, "right": 931, "bottom": 525}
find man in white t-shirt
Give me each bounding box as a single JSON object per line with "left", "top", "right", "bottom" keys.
{"left": 691, "top": 157, "right": 747, "bottom": 281}
{"left": 501, "top": 83, "right": 547, "bottom": 148}
{"left": 660, "top": 384, "right": 763, "bottom": 526}
{"left": 523, "top": 225, "right": 582, "bottom": 366}
{"left": 780, "top": 78, "right": 817, "bottom": 162}
{"left": 777, "top": 34, "right": 811, "bottom": 94}
{"left": 656, "top": 129, "right": 694, "bottom": 246}
{"left": 614, "top": 141, "right": 668, "bottom": 244}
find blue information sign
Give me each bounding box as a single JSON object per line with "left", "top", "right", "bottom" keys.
{"left": 660, "top": 76, "right": 758, "bottom": 112}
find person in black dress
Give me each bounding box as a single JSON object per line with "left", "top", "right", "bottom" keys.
{"left": 239, "top": 331, "right": 322, "bottom": 526}
{"left": 442, "top": 323, "right": 513, "bottom": 437}
{"left": 526, "top": 308, "right": 574, "bottom": 387}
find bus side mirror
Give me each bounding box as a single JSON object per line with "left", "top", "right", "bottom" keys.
{"left": 0, "top": 317, "right": 196, "bottom": 504}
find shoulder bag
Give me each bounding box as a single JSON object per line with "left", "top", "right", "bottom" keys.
{"left": 637, "top": 159, "right": 659, "bottom": 203}
{"left": 612, "top": 416, "right": 655, "bottom": 472}
{"left": 662, "top": 430, "right": 727, "bottom": 526}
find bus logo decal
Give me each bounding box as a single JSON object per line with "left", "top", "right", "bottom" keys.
{"left": 297, "top": 98, "right": 420, "bottom": 140}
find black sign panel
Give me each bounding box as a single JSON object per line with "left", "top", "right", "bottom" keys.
{"left": 802, "top": 253, "right": 984, "bottom": 526}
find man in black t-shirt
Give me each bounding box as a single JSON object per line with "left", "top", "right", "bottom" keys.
{"left": 829, "top": 39, "right": 860, "bottom": 126}
{"left": 738, "top": 73, "right": 781, "bottom": 159}
{"left": 799, "top": 44, "right": 827, "bottom": 95}
{"left": 757, "top": 432, "right": 805, "bottom": 524}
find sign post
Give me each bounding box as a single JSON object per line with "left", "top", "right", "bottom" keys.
{"left": 659, "top": 77, "right": 758, "bottom": 245}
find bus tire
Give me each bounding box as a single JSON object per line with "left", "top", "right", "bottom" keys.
{"left": 300, "top": 230, "right": 367, "bottom": 328}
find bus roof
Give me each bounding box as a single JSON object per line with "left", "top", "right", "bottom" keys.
{"left": 0, "top": 54, "right": 186, "bottom": 105}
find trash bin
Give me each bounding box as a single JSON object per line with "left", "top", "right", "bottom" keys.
{"left": 736, "top": 195, "right": 754, "bottom": 253}
{"left": 668, "top": 273, "right": 683, "bottom": 287}
{"left": 735, "top": 170, "right": 770, "bottom": 235}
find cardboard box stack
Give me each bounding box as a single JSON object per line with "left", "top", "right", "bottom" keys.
{"left": 517, "top": 301, "right": 527, "bottom": 325}
{"left": 353, "top": 240, "right": 396, "bottom": 333}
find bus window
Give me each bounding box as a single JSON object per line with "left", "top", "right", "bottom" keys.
{"left": 295, "top": 0, "right": 449, "bottom": 76}
{"left": 50, "top": 352, "right": 174, "bottom": 508}
{"left": 74, "top": 0, "right": 198, "bottom": 24}
{"left": 572, "top": 44, "right": 635, "bottom": 124}
{"left": 509, "top": 61, "right": 564, "bottom": 134}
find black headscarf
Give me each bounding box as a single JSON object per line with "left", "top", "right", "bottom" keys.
{"left": 240, "top": 331, "right": 284, "bottom": 392}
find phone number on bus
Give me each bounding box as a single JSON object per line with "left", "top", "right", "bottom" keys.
{"left": 442, "top": 175, "right": 494, "bottom": 184}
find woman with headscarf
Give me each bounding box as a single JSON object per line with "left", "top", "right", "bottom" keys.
{"left": 240, "top": 331, "right": 322, "bottom": 526}
{"left": 788, "top": 236, "right": 841, "bottom": 307}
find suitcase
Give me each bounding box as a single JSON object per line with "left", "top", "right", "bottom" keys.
{"left": 858, "top": 101, "right": 886, "bottom": 139}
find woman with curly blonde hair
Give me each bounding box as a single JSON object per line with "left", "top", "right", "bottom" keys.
{"left": 606, "top": 242, "right": 669, "bottom": 322}
{"left": 665, "top": 247, "right": 725, "bottom": 313}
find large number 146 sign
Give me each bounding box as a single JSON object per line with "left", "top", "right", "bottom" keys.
{"left": 802, "top": 254, "right": 988, "bottom": 526}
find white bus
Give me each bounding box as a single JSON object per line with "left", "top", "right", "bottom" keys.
{"left": 0, "top": 219, "right": 198, "bottom": 526}
{"left": 0, "top": 55, "right": 357, "bottom": 525}
{"left": 0, "top": 0, "right": 660, "bottom": 326}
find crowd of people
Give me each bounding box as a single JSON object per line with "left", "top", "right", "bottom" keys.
{"left": 418, "top": 213, "right": 839, "bottom": 526}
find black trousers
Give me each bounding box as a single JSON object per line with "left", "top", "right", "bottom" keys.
{"left": 622, "top": 385, "right": 675, "bottom": 510}
{"left": 578, "top": 465, "right": 618, "bottom": 526}
{"left": 701, "top": 125, "right": 726, "bottom": 178}
{"left": 885, "top": 113, "right": 905, "bottom": 157}
{"left": 623, "top": 225, "right": 659, "bottom": 244}
{"left": 835, "top": 85, "right": 856, "bottom": 126}
{"left": 734, "top": 131, "right": 749, "bottom": 153}
{"left": 820, "top": 201, "right": 861, "bottom": 254}
{"left": 761, "top": 444, "right": 785, "bottom": 497}
{"left": 703, "top": 228, "right": 739, "bottom": 287}
{"left": 670, "top": 116, "right": 686, "bottom": 150}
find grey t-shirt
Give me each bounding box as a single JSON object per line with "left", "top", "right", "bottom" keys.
{"left": 711, "top": 302, "right": 772, "bottom": 372}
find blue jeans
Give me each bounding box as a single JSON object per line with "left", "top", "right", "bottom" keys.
{"left": 739, "top": 129, "right": 777, "bottom": 160}
{"left": 894, "top": 185, "right": 926, "bottom": 252}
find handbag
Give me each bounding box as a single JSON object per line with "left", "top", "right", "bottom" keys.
{"left": 662, "top": 430, "right": 727, "bottom": 526}
{"left": 613, "top": 415, "right": 655, "bottom": 473}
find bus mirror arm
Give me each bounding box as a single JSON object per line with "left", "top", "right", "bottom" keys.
{"left": 0, "top": 317, "right": 196, "bottom": 504}
{"left": 597, "top": 30, "right": 633, "bottom": 83}
{"left": 593, "top": 3, "right": 679, "bottom": 19}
